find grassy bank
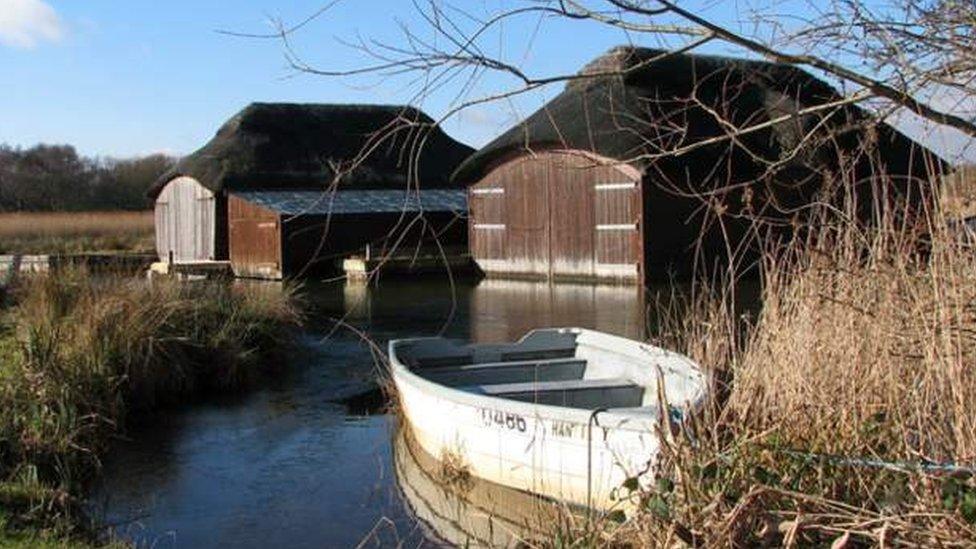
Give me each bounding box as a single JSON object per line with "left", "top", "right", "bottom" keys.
{"left": 0, "top": 212, "right": 154, "bottom": 254}
{"left": 0, "top": 270, "right": 301, "bottom": 545}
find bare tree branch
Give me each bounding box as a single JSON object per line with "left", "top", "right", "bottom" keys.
{"left": 610, "top": 0, "right": 976, "bottom": 137}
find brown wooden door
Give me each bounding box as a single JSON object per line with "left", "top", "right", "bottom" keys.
{"left": 547, "top": 154, "right": 595, "bottom": 279}
{"left": 593, "top": 180, "right": 641, "bottom": 279}
{"left": 228, "top": 195, "right": 282, "bottom": 278}
{"left": 469, "top": 185, "right": 506, "bottom": 260}
{"left": 504, "top": 157, "right": 549, "bottom": 277}
{"left": 468, "top": 151, "right": 641, "bottom": 283}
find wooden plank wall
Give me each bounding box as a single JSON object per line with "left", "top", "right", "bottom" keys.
{"left": 228, "top": 195, "right": 282, "bottom": 279}
{"left": 469, "top": 150, "right": 642, "bottom": 283}
{"left": 469, "top": 182, "right": 507, "bottom": 260}
{"left": 228, "top": 195, "right": 468, "bottom": 280}
{"left": 548, "top": 154, "right": 595, "bottom": 278}
{"left": 154, "top": 176, "right": 217, "bottom": 262}
{"left": 505, "top": 158, "right": 549, "bottom": 276}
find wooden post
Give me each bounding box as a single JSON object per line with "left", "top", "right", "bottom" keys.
{"left": 1, "top": 254, "right": 22, "bottom": 290}
{"left": 0, "top": 255, "right": 36, "bottom": 303}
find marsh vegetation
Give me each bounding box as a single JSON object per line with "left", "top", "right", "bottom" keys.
{"left": 0, "top": 270, "right": 300, "bottom": 545}
{"left": 560, "top": 193, "right": 976, "bottom": 546}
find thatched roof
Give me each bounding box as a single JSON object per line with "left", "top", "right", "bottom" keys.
{"left": 453, "top": 46, "right": 938, "bottom": 183}
{"left": 149, "top": 103, "right": 474, "bottom": 198}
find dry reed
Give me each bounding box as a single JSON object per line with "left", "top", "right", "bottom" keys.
{"left": 547, "top": 184, "right": 976, "bottom": 547}
{"left": 0, "top": 211, "right": 153, "bottom": 254}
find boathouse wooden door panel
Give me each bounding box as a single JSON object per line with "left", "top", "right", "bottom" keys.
{"left": 548, "top": 154, "right": 595, "bottom": 278}
{"left": 154, "top": 176, "right": 217, "bottom": 262}
{"left": 502, "top": 157, "right": 549, "bottom": 277}
{"left": 469, "top": 182, "right": 506, "bottom": 261}
{"left": 228, "top": 195, "right": 282, "bottom": 279}
{"left": 468, "top": 151, "right": 642, "bottom": 283}
{"left": 594, "top": 178, "right": 641, "bottom": 279}
{"left": 154, "top": 200, "right": 169, "bottom": 261}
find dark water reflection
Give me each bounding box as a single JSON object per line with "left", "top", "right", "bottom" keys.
{"left": 89, "top": 277, "right": 658, "bottom": 547}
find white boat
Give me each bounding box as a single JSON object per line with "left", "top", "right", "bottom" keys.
{"left": 388, "top": 327, "right": 707, "bottom": 511}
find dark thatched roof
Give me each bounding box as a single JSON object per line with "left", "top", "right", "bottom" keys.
{"left": 452, "top": 46, "right": 939, "bottom": 183}
{"left": 149, "top": 103, "right": 474, "bottom": 198}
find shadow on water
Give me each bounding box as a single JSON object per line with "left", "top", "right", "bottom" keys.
{"left": 90, "top": 275, "right": 752, "bottom": 547}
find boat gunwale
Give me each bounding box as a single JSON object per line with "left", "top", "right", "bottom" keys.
{"left": 388, "top": 327, "right": 706, "bottom": 433}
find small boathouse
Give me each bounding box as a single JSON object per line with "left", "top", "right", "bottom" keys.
{"left": 148, "top": 103, "right": 473, "bottom": 279}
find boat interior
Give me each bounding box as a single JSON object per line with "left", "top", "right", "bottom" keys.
{"left": 395, "top": 329, "right": 695, "bottom": 411}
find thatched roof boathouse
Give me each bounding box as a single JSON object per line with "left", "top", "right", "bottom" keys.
{"left": 454, "top": 47, "right": 939, "bottom": 284}
{"left": 149, "top": 103, "right": 474, "bottom": 279}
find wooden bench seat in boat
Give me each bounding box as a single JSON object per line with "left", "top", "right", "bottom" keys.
{"left": 410, "top": 347, "right": 577, "bottom": 368}
{"left": 405, "top": 331, "right": 580, "bottom": 368}
{"left": 496, "top": 348, "right": 577, "bottom": 362}
{"left": 409, "top": 354, "right": 474, "bottom": 368}
{"left": 462, "top": 378, "right": 644, "bottom": 409}
{"left": 420, "top": 358, "right": 587, "bottom": 387}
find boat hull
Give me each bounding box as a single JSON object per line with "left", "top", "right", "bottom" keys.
{"left": 389, "top": 327, "right": 705, "bottom": 511}
{"left": 393, "top": 370, "right": 661, "bottom": 510}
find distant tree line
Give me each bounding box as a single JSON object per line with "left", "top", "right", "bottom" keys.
{"left": 0, "top": 144, "right": 174, "bottom": 212}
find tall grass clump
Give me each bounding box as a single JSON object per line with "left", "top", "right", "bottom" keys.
{"left": 0, "top": 269, "right": 300, "bottom": 542}
{"left": 547, "top": 180, "right": 976, "bottom": 546}
{"left": 613, "top": 191, "right": 976, "bottom": 547}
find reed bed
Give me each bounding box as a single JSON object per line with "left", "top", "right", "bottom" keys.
{"left": 0, "top": 211, "right": 154, "bottom": 254}
{"left": 546, "top": 194, "right": 976, "bottom": 547}
{"left": 0, "top": 270, "right": 301, "bottom": 543}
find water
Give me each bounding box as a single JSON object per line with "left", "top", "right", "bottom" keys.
{"left": 90, "top": 277, "right": 650, "bottom": 547}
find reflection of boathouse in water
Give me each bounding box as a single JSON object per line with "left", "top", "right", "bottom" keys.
{"left": 341, "top": 278, "right": 645, "bottom": 343}
{"left": 467, "top": 279, "right": 644, "bottom": 343}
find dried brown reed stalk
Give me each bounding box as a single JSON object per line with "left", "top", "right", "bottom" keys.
{"left": 438, "top": 447, "right": 474, "bottom": 494}
{"left": 614, "top": 180, "right": 976, "bottom": 547}
{"left": 0, "top": 211, "right": 153, "bottom": 254}
{"left": 0, "top": 211, "right": 152, "bottom": 238}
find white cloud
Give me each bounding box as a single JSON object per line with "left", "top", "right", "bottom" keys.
{"left": 0, "top": 0, "right": 64, "bottom": 49}
{"left": 457, "top": 107, "right": 495, "bottom": 127}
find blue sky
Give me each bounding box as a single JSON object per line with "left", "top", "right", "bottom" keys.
{"left": 1, "top": 0, "right": 972, "bottom": 161}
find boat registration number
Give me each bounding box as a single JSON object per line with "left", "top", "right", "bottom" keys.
{"left": 479, "top": 408, "right": 527, "bottom": 432}
{"left": 476, "top": 409, "right": 586, "bottom": 439}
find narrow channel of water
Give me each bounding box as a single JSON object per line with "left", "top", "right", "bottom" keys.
{"left": 89, "top": 276, "right": 655, "bottom": 547}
